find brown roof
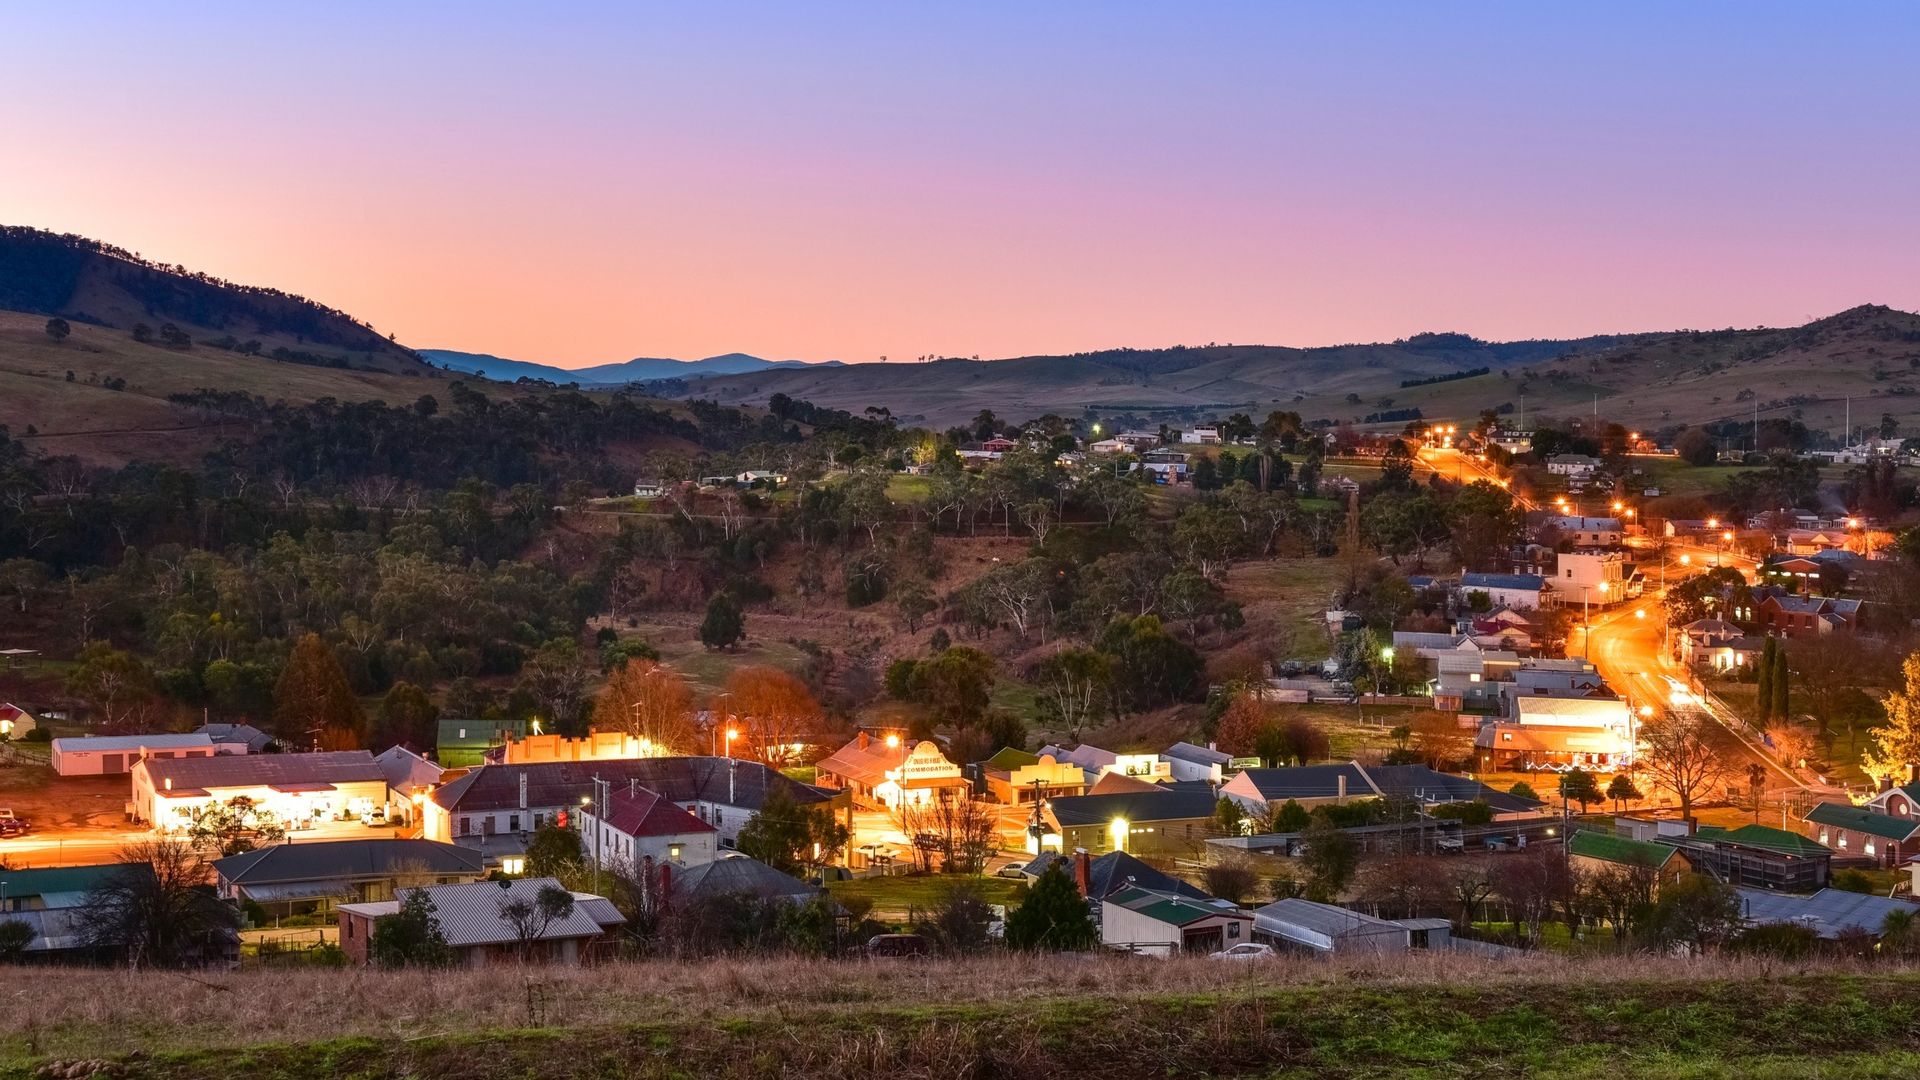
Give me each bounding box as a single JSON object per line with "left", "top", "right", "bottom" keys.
{"left": 1086, "top": 772, "right": 1161, "bottom": 796}
{"left": 142, "top": 750, "right": 384, "bottom": 792}
{"left": 598, "top": 788, "right": 716, "bottom": 838}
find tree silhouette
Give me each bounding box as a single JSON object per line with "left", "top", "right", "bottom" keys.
{"left": 271, "top": 632, "right": 367, "bottom": 749}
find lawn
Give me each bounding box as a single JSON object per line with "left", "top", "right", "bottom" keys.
{"left": 884, "top": 473, "right": 932, "bottom": 502}
{"left": 1225, "top": 558, "right": 1343, "bottom": 661}
{"left": 824, "top": 873, "right": 1028, "bottom": 917}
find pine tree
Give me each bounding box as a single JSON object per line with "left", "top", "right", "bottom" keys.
{"left": 272, "top": 632, "right": 368, "bottom": 750}
{"left": 1772, "top": 645, "right": 1791, "bottom": 721}
{"left": 1756, "top": 639, "right": 1777, "bottom": 722}
{"left": 1003, "top": 863, "right": 1096, "bottom": 951}
{"left": 699, "top": 592, "right": 745, "bottom": 651}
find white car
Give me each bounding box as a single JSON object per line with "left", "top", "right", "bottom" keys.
{"left": 1210, "top": 942, "right": 1275, "bottom": 961}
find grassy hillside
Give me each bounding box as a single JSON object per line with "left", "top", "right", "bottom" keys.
{"left": 6, "top": 954, "right": 1918, "bottom": 1079}
{"left": 663, "top": 306, "right": 1920, "bottom": 436}
{"left": 0, "top": 311, "right": 457, "bottom": 465}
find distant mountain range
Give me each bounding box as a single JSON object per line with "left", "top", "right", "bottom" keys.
{"left": 419, "top": 349, "right": 843, "bottom": 386}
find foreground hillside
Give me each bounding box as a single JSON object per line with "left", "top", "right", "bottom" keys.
{"left": 7, "top": 954, "right": 1920, "bottom": 1079}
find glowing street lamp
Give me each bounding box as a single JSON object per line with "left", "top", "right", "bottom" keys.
{"left": 724, "top": 728, "right": 739, "bottom": 758}
{"left": 1109, "top": 817, "right": 1130, "bottom": 853}
{"left": 885, "top": 732, "right": 901, "bottom": 749}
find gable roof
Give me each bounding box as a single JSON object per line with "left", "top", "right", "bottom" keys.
{"left": 1736, "top": 887, "right": 1920, "bottom": 939}
{"left": 1020, "top": 850, "right": 1212, "bottom": 902}
{"left": 1568, "top": 829, "right": 1678, "bottom": 869}
{"left": 1805, "top": 802, "right": 1920, "bottom": 842}
{"left": 1162, "top": 742, "right": 1230, "bottom": 767}
{"left": 1361, "top": 764, "right": 1543, "bottom": 813}
{"left": 213, "top": 838, "right": 484, "bottom": 885}
{"left": 141, "top": 750, "right": 384, "bottom": 792}
{"left": 197, "top": 723, "right": 276, "bottom": 752}
{"left": 1047, "top": 788, "right": 1218, "bottom": 828}
{"left": 340, "top": 878, "right": 621, "bottom": 947}
{"left": 983, "top": 746, "right": 1041, "bottom": 771}
{"left": 1085, "top": 771, "right": 1163, "bottom": 797}
{"left": 595, "top": 787, "right": 716, "bottom": 838}
{"left": 1231, "top": 764, "right": 1369, "bottom": 802}
{"left": 375, "top": 745, "right": 446, "bottom": 792}
{"left": 1103, "top": 886, "right": 1241, "bottom": 927}
{"left": 431, "top": 756, "right": 831, "bottom": 814}
{"left": 1711, "top": 823, "right": 1833, "bottom": 857}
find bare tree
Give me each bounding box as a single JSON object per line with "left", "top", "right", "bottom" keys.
{"left": 78, "top": 840, "right": 237, "bottom": 969}
{"left": 1640, "top": 711, "right": 1737, "bottom": 828}
{"left": 924, "top": 790, "right": 1002, "bottom": 874}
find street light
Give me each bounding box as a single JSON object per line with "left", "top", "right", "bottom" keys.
{"left": 1109, "top": 817, "right": 1130, "bottom": 853}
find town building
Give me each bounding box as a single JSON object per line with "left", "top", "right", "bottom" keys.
{"left": 578, "top": 785, "right": 719, "bottom": 871}
{"left": 491, "top": 729, "right": 675, "bottom": 765}
{"left": 1025, "top": 848, "right": 1213, "bottom": 902}
{"left": 1756, "top": 594, "right": 1862, "bottom": 638}
{"left": 213, "top": 838, "right": 486, "bottom": 918}
{"left": 1543, "top": 515, "right": 1624, "bottom": 548}
{"left": 1567, "top": 829, "right": 1694, "bottom": 890}
{"left": 1658, "top": 824, "right": 1831, "bottom": 892}
{"left": 666, "top": 856, "right": 820, "bottom": 907}
{"left": 1475, "top": 695, "right": 1637, "bottom": 773}
{"left": 132, "top": 750, "right": 389, "bottom": 834}
{"left": 437, "top": 717, "right": 528, "bottom": 767}
{"left": 1253, "top": 898, "right": 1413, "bottom": 954}
{"left": 1100, "top": 886, "right": 1251, "bottom": 955}
{"left": 975, "top": 748, "right": 1087, "bottom": 805}
{"left": 1160, "top": 742, "right": 1232, "bottom": 784}
{"left": 1545, "top": 454, "right": 1602, "bottom": 477}
{"left": 814, "top": 733, "right": 967, "bottom": 811}
{"left": 1043, "top": 788, "right": 1219, "bottom": 857}
{"left": 1459, "top": 572, "right": 1548, "bottom": 610}
{"left": 0, "top": 862, "right": 236, "bottom": 965}
{"left": 1550, "top": 551, "right": 1630, "bottom": 607}
{"left": 375, "top": 745, "right": 445, "bottom": 827}
{"left": 1804, "top": 782, "right": 1920, "bottom": 868}
{"left": 51, "top": 732, "right": 233, "bottom": 777}
{"left": 1735, "top": 888, "right": 1920, "bottom": 940}
{"left": 424, "top": 756, "right": 834, "bottom": 853}
{"left": 195, "top": 723, "right": 276, "bottom": 754}
{"left": 338, "top": 878, "right": 625, "bottom": 968}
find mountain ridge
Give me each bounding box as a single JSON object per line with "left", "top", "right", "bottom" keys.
{"left": 420, "top": 348, "right": 844, "bottom": 385}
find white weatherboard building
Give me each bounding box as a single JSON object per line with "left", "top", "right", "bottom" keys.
{"left": 51, "top": 732, "right": 240, "bottom": 777}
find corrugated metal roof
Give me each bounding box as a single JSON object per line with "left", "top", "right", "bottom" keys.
{"left": 1568, "top": 829, "right": 1676, "bottom": 868}
{"left": 340, "top": 877, "right": 621, "bottom": 947}
{"left": 0, "top": 862, "right": 145, "bottom": 901}
{"left": 1048, "top": 788, "right": 1219, "bottom": 827}
{"left": 1105, "top": 886, "right": 1240, "bottom": 927}
{"left": 1253, "top": 899, "right": 1406, "bottom": 947}
{"left": 1738, "top": 888, "right": 1920, "bottom": 939}
{"left": 669, "top": 857, "right": 818, "bottom": 904}
{"left": 51, "top": 732, "right": 213, "bottom": 754}
{"left": 594, "top": 788, "right": 716, "bottom": 839}
{"left": 213, "top": 838, "right": 484, "bottom": 886}
{"left": 1232, "top": 764, "right": 1369, "bottom": 802}
{"left": 433, "top": 756, "right": 830, "bottom": 814}
{"left": 1805, "top": 802, "right": 1920, "bottom": 842}
{"left": 142, "top": 750, "right": 385, "bottom": 791}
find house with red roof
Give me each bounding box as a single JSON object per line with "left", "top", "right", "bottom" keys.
{"left": 578, "top": 784, "right": 719, "bottom": 870}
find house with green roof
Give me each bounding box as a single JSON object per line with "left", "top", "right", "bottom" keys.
{"left": 1567, "top": 830, "right": 1692, "bottom": 889}
{"left": 436, "top": 716, "right": 527, "bottom": 766}
{"left": 0, "top": 862, "right": 144, "bottom": 913}
{"left": 1806, "top": 802, "right": 1920, "bottom": 869}
{"left": 1100, "top": 885, "right": 1251, "bottom": 956}
{"left": 1661, "top": 823, "right": 1832, "bottom": 891}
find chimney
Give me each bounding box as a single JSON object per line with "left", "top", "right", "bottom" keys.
{"left": 1337, "top": 773, "right": 1347, "bottom": 801}
{"left": 856, "top": 730, "right": 870, "bottom": 750}
{"left": 518, "top": 772, "right": 528, "bottom": 810}
{"left": 1074, "top": 847, "right": 1091, "bottom": 898}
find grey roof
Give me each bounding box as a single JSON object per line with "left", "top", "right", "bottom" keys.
{"left": 141, "top": 750, "right": 385, "bottom": 791}
{"left": 1253, "top": 899, "right": 1408, "bottom": 949}
{"left": 197, "top": 723, "right": 276, "bottom": 752}
{"left": 340, "top": 878, "right": 621, "bottom": 947}
{"left": 51, "top": 732, "right": 213, "bottom": 754}
{"left": 432, "top": 756, "right": 831, "bottom": 814}
{"left": 213, "top": 838, "right": 484, "bottom": 886}
{"left": 1232, "top": 764, "right": 1370, "bottom": 802}
{"left": 1736, "top": 888, "right": 1920, "bottom": 939}
{"left": 1047, "top": 788, "right": 1220, "bottom": 828}
{"left": 1162, "top": 742, "right": 1230, "bottom": 767}
{"left": 668, "top": 857, "right": 819, "bottom": 905}
{"left": 1019, "top": 850, "right": 1213, "bottom": 902}
{"left": 375, "top": 745, "right": 445, "bottom": 792}
{"left": 0, "top": 907, "right": 90, "bottom": 953}
{"left": 1362, "top": 764, "right": 1543, "bottom": 813}
{"left": 1461, "top": 573, "right": 1546, "bottom": 591}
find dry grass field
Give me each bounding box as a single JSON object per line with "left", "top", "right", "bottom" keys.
{"left": 6, "top": 952, "right": 1920, "bottom": 1078}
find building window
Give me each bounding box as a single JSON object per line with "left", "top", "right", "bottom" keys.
{"left": 509, "top": 813, "right": 520, "bottom": 832}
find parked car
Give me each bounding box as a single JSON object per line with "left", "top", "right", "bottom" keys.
{"left": 865, "top": 934, "right": 931, "bottom": 959}
{"left": 1210, "top": 943, "right": 1275, "bottom": 961}
{"left": 1436, "top": 835, "right": 1465, "bottom": 854}
{"left": 994, "top": 863, "right": 1028, "bottom": 879}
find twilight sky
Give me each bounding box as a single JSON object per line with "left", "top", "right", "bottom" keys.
{"left": 4, "top": 3, "right": 1916, "bottom": 366}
